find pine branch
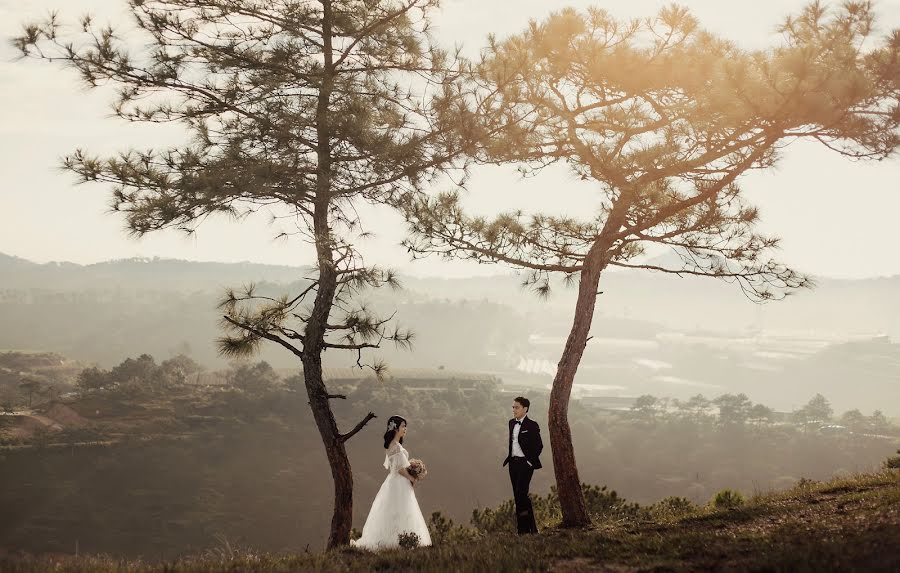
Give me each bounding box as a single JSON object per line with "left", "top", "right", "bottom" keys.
{"left": 339, "top": 412, "right": 377, "bottom": 443}
{"left": 221, "top": 315, "right": 303, "bottom": 359}
{"left": 323, "top": 342, "right": 380, "bottom": 351}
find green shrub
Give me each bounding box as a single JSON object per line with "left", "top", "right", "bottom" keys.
{"left": 650, "top": 496, "right": 698, "bottom": 520}
{"left": 581, "top": 484, "right": 641, "bottom": 522}
{"left": 884, "top": 450, "right": 900, "bottom": 470}
{"left": 471, "top": 499, "right": 516, "bottom": 534}
{"left": 397, "top": 531, "right": 420, "bottom": 550}
{"left": 428, "top": 511, "right": 476, "bottom": 545}
{"left": 796, "top": 477, "right": 819, "bottom": 489}
{"left": 470, "top": 484, "right": 642, "bottom": 534}
{"left": 711, "top": 489, "right": 744, "bottom": 509}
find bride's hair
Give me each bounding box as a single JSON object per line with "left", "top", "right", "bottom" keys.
{"left": 383, "top": 415, "right": 408, "bottom": 449}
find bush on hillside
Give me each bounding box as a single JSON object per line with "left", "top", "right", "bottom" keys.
{"left": 712, "top": 489, "right": 745, "bottom": 509}
{"left": 884, "top": 450, "right": 900, "bottom": 470}
{"left": 650, "top": 496, "right": 699, "bottom": 520}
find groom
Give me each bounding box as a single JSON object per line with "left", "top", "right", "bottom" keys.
{"left": 502, "top": 396, "right": 543, "bottom": 534}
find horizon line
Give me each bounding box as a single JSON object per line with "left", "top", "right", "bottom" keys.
{"left": 2, "top": 250, "right": 898, "bottom": 283}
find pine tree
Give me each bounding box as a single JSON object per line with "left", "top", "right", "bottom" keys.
{"left": 14, "top": 0, "right": 469, "bottom": 548}
{"left": 400, "top": 3, "right": 900, "bottom": 526}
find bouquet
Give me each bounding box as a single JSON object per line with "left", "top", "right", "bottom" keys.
{"left": 407, "top": 458, "right": 428, "bottom": 481}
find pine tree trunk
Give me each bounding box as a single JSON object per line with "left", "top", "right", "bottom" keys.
{"left": 307, "top": 0, "right": 354, "bottom": 549}
{"left": 302, "top": 203, "right": 357, "bottom": 549}
{"left": 302, "top": 349, "right": 354, "bottom": 549}
{"left": 301, "top": 250, "right": 358, "bottom": 549}
{"left": 549, "top": 246, "right": 606, "bottom": 528}
{"left": 301, "top": 241, "right": 354, "bottom": 549}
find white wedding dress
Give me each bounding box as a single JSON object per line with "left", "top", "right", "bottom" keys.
{"left": 352, "top": 443, "right": 432, "bottom": 550}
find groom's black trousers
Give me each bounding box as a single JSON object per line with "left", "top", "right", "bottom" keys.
{"left": 508, "top": 457, "right": 538, "bottom": 534}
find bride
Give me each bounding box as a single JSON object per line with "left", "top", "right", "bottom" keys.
{"left": 352, "top": 415, "right": 432, "bottom": 550}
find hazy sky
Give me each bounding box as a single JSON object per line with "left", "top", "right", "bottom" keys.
{"left": 1, "top": 0, "right": 899, "bottom": 278}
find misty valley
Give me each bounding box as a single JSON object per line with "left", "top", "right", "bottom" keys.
{"left": 2, "top": 255, "right": 898, "bottom": 559}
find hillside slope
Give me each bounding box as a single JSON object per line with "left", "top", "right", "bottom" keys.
{"left": 2, "top": 470, "right": 898, "bottom": 572}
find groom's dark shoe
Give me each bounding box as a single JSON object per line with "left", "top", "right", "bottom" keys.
{"left": 517, "top": 510, "right": 538, "bottom": 535}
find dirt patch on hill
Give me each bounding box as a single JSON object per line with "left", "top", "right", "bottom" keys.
{"left": 43, "top": 403, "right": 89, "bottom": 427}
{"left": 1, "top": 404, "right": 89, "bottom": 441}
{"left": 5, "top": 414, "right": 62, "bottom": 440}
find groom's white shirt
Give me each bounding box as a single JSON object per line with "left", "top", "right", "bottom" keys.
{"left": 511, "top": 415, "right": 527, "bottom": 458}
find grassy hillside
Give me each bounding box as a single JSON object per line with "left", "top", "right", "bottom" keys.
{"left": 2, "top": 469, "right": 898, "bottom": 572}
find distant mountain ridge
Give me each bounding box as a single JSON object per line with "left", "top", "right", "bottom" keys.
{"left": 4, "top": 251, "right": 898, "bottom": 288}
{"left": 2, "top": 252, "right": 899, "bottom": 339}
{"left": 0, "top": 252, "right": 315, "bottom": 291}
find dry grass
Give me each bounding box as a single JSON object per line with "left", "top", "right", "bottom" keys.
{"left": 2, "top": 470, "right": 898, "bottom": 572}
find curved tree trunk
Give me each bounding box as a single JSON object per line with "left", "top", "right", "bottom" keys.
{"left": 549, "top": 246, "right": 606, "bottom": 528}
{"left": 302, "top": 220, "right": 353, "bottom": 549}
{"left": 306, "top": 0, "right": 355, "bottom": 549}
{"left": 302, "top": 346, "right": 355, "bottom": 549}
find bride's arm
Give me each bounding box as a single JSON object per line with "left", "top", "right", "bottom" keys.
{"left": 397, "top": 466, "right": 416, "bottom": 486}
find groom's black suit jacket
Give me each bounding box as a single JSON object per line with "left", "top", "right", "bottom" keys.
{"left": 503, "top": 416, "right": 543, "bottom": 469}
